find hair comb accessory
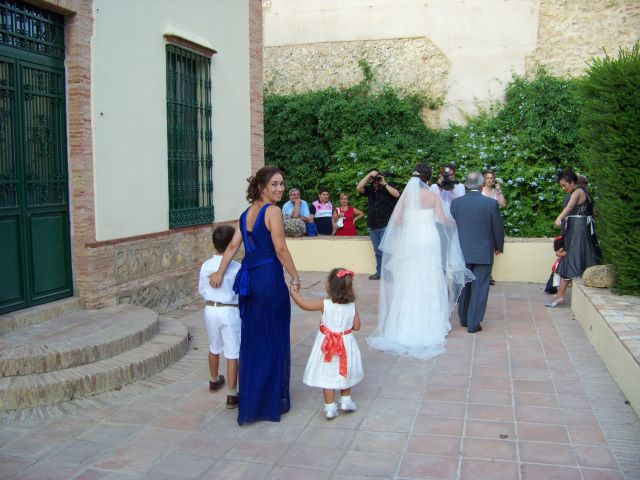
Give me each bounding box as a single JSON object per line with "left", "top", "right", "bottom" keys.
{"left": 411, "top": 171, "right": 421, "bottom": 177}
{"left": 336, "top": 269, "right": 354, "bottom": 278}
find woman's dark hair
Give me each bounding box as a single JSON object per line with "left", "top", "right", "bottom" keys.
{"left": 327, "top": 267, "right": 356, "bottom": 304}
{"left": 246, "top": 165, "right": 283, "bottom": 203}
{"left": 318, "top": 186, "right": 329, "bottom": 196}
{"left": 556, "top": 168, "right": 577, "bottom": 184}
{"left": 412, "top": 162, "right": 432, "bottom": 183}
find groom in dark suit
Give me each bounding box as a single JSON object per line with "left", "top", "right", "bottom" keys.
{"left": 450, "top": 172, "right": 505, "bottom": 333}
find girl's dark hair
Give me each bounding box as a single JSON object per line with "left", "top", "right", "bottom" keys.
{"left": 327, "top": 267, "right": 356, "bottom": 304}
{"left": 412, "top": 162, "right": 432, "bottom": 183}
{"left": 484, "top": 169, "right": 495, "bottom": 176}
{"left": 556, "top": 168, "right": 577, "bottom": 184}
{"left": 246, "top": 165, "right": 283, "bottom": 203}
{"left": 318, "top": 186, "right": 329, "bottom": 196}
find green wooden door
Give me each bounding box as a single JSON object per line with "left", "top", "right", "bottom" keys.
{"left": 0, "top": 2, "right": 72, "bottom": 314}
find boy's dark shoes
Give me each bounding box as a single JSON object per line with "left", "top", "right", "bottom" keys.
{"left": 209, "top": 375, "right": 225, "bottom": 391}
{"left": 226, "top": 394, "right": 239, "bottom": 409}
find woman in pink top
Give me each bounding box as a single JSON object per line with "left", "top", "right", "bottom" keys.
{"left": 481, "top": 170, "right": 506, "bottom": 208}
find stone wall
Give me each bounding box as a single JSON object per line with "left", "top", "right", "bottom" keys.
{"left": 263, "top": 0, "right": 640, "bottom": 124}
{"left": 527, "top": 0, "right": 640, "bottom": 76}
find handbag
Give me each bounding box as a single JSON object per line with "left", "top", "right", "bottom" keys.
{"left": 335, "top": 208, "right": 344, "bottom": 229}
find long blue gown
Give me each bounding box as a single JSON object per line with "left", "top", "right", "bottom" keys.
{"left": 234, "top": 204, "right": 291, "bottom": 425}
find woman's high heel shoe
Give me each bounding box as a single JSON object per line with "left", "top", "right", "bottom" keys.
{"left": 545, "top": 298, "right": 565, "bottom": 308}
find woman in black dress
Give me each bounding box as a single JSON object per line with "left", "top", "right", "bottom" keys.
{"left": 546, "top": 169, "right": 600, "bottom": 307}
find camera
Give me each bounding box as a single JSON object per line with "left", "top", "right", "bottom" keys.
{"left": 440, "top": 171, "right": 455, "bottom": 191}
{"left": 373, "top": 171, "right": 393, "bottom": 182}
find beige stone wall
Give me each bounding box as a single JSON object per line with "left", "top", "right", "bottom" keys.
{"left": 527, "top": 0, "right": 640, "bottom": 76}
{"left": 263, "top": 0, "right": 640, "bottom": 125}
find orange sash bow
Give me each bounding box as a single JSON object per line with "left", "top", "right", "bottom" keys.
{"left": 319, "top": 324, "right": 352, "bottom": 377}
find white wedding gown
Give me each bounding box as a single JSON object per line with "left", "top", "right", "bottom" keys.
{"left": 367, "top": 177, "right": 473, "bottom": 360}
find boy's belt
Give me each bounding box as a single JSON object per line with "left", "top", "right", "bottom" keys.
{"left": 206, "top": 301, "right": 238, "bottom": 307}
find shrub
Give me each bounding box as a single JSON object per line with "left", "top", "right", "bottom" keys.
{"left": 265, "top": 64, "right": 585, "bottom": 237}
{"left": 580, "top": 44, "right": 640, "bottom": 295}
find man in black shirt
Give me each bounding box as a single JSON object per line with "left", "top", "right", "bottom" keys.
{"left": 357, "top": 170, "right": 400, "bottom": 279}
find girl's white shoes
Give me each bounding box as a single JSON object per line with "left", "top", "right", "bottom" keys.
{"left": 340, "top": 396, "right": 357, "bottom": 413}
{"left": 324, "top": 402, "right": 339, "bottom": 420}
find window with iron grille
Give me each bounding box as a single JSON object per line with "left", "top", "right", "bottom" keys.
{"left": 166, "top": 44, "right": 213, "bottom": 228}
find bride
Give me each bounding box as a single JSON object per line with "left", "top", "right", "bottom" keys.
{"left": 367, "top": 163, "right": 474, "bottom": 360}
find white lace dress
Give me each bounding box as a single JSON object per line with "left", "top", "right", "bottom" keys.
{"left": 303, "top": 299, "right": 364, "bottom": 389}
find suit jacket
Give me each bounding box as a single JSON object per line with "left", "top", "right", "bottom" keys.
{"left": 450, "top": 190, "right": 505, "bottom": 265}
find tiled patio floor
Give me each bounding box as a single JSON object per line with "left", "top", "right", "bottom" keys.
{"left": 1, "top": 275, "right": 639, "bottom": 479}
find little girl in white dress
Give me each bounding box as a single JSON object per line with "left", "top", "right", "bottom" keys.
{"left": 290, "top": 268, "right": 364, "bottom": 419}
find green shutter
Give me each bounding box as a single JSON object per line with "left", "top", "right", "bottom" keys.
{"left": 166, "top": 44, "right": 213, "bottom": 228}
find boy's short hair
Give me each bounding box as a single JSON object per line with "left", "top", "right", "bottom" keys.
{"left": 212, "top": 225, "right": 235, "bottom": 253}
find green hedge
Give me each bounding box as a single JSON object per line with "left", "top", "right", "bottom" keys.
{"left": 580, "top": 44, "right": 640, "bottom": 295}
{"left": 265, "top": 64, "right": 585, "bottom": 237}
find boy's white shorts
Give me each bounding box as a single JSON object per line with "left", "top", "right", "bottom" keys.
{"left": 204, "top": 306, "right": 241, "bottom": 359}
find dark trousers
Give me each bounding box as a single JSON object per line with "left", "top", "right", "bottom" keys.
{"left": 458, "top": 263, "right": 492, "bottom": 332}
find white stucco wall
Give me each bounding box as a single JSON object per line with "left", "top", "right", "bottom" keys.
{"left": 263, "top": 0, "right": 540, "bottom": 125}
{"left": 92, "top": 0, "right": 251, "bottom": 240}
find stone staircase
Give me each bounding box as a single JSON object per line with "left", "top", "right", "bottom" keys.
{"left": 0, "top": 301, "right": 189, "bottom": 410}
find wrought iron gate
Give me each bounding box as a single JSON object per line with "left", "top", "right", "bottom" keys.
{"left": 0, "top": 0, "right": 72, "bottom": 314}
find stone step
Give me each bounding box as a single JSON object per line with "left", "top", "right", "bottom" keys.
{"left": 0, "top": 318, "right": 189, "bottom": 410}
{"left": 0, "top": 305, "right": 159, "bottom": 377}
{"left": 0, "top": 297, "right": 84, "bottom": 335}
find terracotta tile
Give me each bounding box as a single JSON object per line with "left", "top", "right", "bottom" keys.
{"left": 575, "top": 446, "right": 619, "bottom": 469}
{"left": 359, "top": 412, "right": 414, "bottom": 433}
{"left": 520, "top": 463, "right": 581, "bottom": 480}
{"left": 397, "top": 454, "right": 459, "bottom": 479}
{"left": 464, "top": 419, "right": 515, "bottom": 440}
{"left": 581, "top": 469, "right": 624, "bottom": 480}
{"left": 124, "top": 428, "right": 189, "bottom": 451}
{"left": 425, "top": 387, "right": 468, "bottom": 402}
{"left": 511, "top": 368, "right": 552, "bottom": 381}
{"left": 467, "top": 404, "right": 513, "bottom": 422}
{"left": 519, "top": 442, "right": 577, "bottom": 466}
{"left": 278, "top": 444, "right": 342, "bottom": 471}
{"left": 470, "top": 377, "right": 511, "bottom": 392}
{"left": 351, "top": 431, "right": 408, "bottom": 454}
{"left": 557, "top": 393, "right": 591, "bottom": 409}
{"left": 201, "top": 459, "right": 268, "bottom": 480}
{"left": 562, "top": 409, "right": 599, "bottom": 427}
{"left": 428, "top": 374, "right": 470, "bottom": 389}
{"left": 407, "top": 434, "right": 461, "bottom": 457}
{"left": 336, "top": 451, "right": 399, "bottom": 477}
{"left": 150, "top": 412, "right": 206, "bottom": 431}
{"left": 7, "top": 460, "right": 83, "bottom": 480}
{"left": 225, "top": 440, "right": 290, "bottom": 465}
{"left": 514, "top": 392, "right": 559, "bottom": 408}
{"left": 297, "top": 426, "right": 355, "bottom": 449}
{"left": 516, "top": 406, "right": 564, "bottom": 424}
{"left": 471, "top": 366, "right": 509, "bottom": 378}
{"left": 567, "top": 425, "right": 608, "bottom": 446}
{"left": 517, "top": 422, "right": 569, "bottom": 443}
{"left": 460, "top": 459, "right": 518, "bottom": 480}
{"left": 419, "top": 400, "right": 466, "bottom": 418}
{"left": 146, "top": 453, "right": 217, "bottom": 480}
{"left": 175, "top": 431, "right": 239, "bottom": 458}
{"left": 462, "top": 438, "right": 516, "bottom": 462}
{"left": 413, "top": 416, "right": 464, "bottom": 436}
{"left": 468, "top": 389, "right": 513, "bottom": 406}
{"left": 268, "top": 466, "right": 331, "bottom": 480}
{"left": 513, "top": 380, "right": 555, "bottom": 394}
{"left": 94, "top": 446, "right": 164, "bottom": 474}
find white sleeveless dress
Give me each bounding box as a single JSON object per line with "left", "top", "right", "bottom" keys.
{"left": 303, "top": 299, "right": 364, "bottom": 389}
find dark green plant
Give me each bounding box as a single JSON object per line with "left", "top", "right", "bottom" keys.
{"left": 580, "top": 44, "right": 640, "bottom": 295}
{"left": 265, "top": 63, "right": 585, "bottom": 237}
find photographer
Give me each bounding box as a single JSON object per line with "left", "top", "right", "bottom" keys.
{"left": 429, "top": 163, "right": 465, "bottom": 217}
{"left": 357, "top": 170, "right": 400, "bottom": 280}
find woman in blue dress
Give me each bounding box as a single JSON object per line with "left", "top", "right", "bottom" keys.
{"left": 210, "top": 166, "right": 300, "bottom": 424}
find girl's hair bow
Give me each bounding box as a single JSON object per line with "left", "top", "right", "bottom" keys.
{"left": 336, "top": 269, "right": 354, "bottom": 278}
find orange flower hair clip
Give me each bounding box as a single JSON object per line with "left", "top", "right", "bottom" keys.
{"left": 336, "top": 269, "right": 354, "bottom": 278}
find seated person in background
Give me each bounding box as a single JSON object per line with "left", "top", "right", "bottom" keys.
{"left": 310, "top": 187, "right": 335, "bottom": 235}
{"left": 430, "top": 163, "right": 465, "bottom": 217}
{"left": 282, "top": 188, "right": 310, "bottom": 222}
{"left": 282, "top": 188, "right": 311, "bottom": 238}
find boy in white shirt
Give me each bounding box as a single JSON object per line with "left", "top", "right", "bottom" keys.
{"left": 198, "top": 225, "right": 241, "bottom": 408}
